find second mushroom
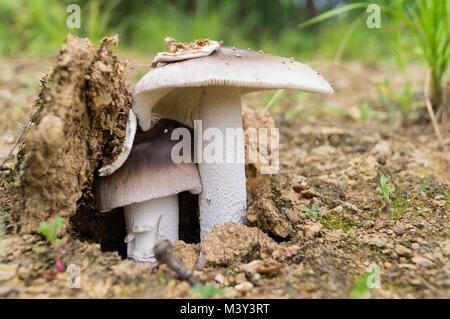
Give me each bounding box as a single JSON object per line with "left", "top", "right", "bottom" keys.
{"left": 95, "top": 118, "right": 201, "bottom": 263}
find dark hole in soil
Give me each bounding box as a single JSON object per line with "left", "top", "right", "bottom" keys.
{"left": 70, "top": 192, "right": 200, "bottom": 259}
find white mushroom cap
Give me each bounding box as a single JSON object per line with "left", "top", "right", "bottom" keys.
{"left": 94, "top": 119, "right": 202, "bottom": 212}
{"left": 134, "top": 46, "right": 333, "bottom": 131}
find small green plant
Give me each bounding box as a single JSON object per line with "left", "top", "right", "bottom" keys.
{"left": 190, "top": 285, "right": 224, "bottom": 298}
{"left": 226, "top": 266, "right": 235, "bottom": 277}
{"left": 416, "top": 206, "right": 430, "bottom": 214}
{"left": 37, "top": 216, "right": 67, "bottom": 249}
{"left": 350, "top": 272, "right": 372, "bottom": 299}
{"left": 301, "top": 202, "right": 325, "bottom": 219}
{"left": 37, "top": 216, "right": 68, "bottom": 273}
{"left": 377, "top": 174, "right": 433, "bottom": 221}
{"left": 444, "top": 191, "right": 450, "bottom": 201}
{"left": 378, "top": 175, "right": 396, "bottom": 203}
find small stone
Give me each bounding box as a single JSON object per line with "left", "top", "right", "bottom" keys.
{"left": 411, "top": 243, "right": 420, "bottom": 250}
{"left": 333, "top": 205, "right": 344, "bottom": 213}
{"left": 311, "top": 145, "right": 336, "bottom": 156}
{"left": 292, "top": 175, "right": 308, "bottom": 193}
{"left": 250, "top": 273, "right": 262, "bottom": 285}
{"left": 0, "top": 286, "right": 20, "bottom": 297}
{"left": 243, "top": 260, "right": 263, "bottom": 275}
{"left": 235, "top": 273, "right": 246, "bottom": 284}
{"left": 351, "top": 145, "right": 366, "bottom": 153}
{"left": 416, "top": 222, "right": 425, "bottom": 229}
{"left": 395, "top": 244, "right": 412, "bottom": 257}
{"left": 371, "top": 141, "right": 391, "bottom": 157}
{"left": 223, "top": 287, "right": 239, "bottom": 298}
{"left": 214, "top": 274, "right": 225, "bottom": 285}
{"left": 392, "top": 223, "right": 406, "bottom": 236}
{"left": 398, "top": 263, "right": 417, "bottom": 270}
{"left": 0, "top": 264, "right": 18, "bottom": 282}
{"left": 306, "top": 223, "right": 322, "bottom": 237}
{"left": 384, "top": 262, "right": 392, "bottom": 270}
{"left": 411, "top": 254, "right": 433, "bottom": 267}
{"left": 377, "top": 156, "right": 386, "bottom": 165}
{"left": 234, "top": 281, "right": 253, "bottom": 293}
{"left": 343, "top": 202, "right": 359, "bottom": 212}
{"left": 282, "top": 208, "right": 299, "bottom": 224}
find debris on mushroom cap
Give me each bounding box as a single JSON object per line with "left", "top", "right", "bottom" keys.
{"left": 152, "top": 38, "right": 223, "bottom": 65}
{"left": 94, "top": 119, "right": 202, "bottom": 212}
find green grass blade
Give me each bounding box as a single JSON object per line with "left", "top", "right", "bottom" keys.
{"left": 299, "top": 3, "right": 369, "bottom": 28}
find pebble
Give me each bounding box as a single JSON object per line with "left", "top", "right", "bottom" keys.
{"left": 333, "top": 205, "right": 344, "bottom": 213}
{"left": 214, "top": 274, "right": 225, "bottom": 285}
{"left": 342, "top": 202, "right": 359, "bottom": 212}
{"left": 416, "top": 222, "right": 425, "bottom": 229}
{"left": 306, "top": 223, "right": 322, "bottom": 237}
{"left": 411, "top": 254, "right": 433, "bottom": 267}
{"left": 384, "top": 262, "right": 392, "bottom": 270}
{"left": 377, "top": 156, "right": 386, "bottom": 165}
{"left": 392, "top": 223, "right": 406, "bottom": 236}
{"left": 223, "top": 287, "right": 239, "bottom": 298}
{"left": 395, "top": 244, "right": 412, "bottom": 257}
{"left": 371, "top": 141, "right": 391, "bottom": 157}
{"left": 0, "top": 286, "right": 20, "bottom": 297}
{"left": 234, "top": 281, "right": 253, "bottom": 293}
{"left": 235, "top": 273, "right": 246, "bottom": 284}
{"left": 282, "top": 208, "right": 299, "bottom": 224}
{"left": 311, "top": 145, "right": 336, "bottom": 156}
{"left": 243, "top": 260, "right": 263, "bottom": 275}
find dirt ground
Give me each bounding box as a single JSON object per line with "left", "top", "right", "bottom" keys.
{"left": 0, "top": 42, "right": 448, "bottom": 299}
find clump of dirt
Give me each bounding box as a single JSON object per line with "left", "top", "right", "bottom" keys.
{"left": 201, "top": 222, "right": 300, "bottom": 266}
{"left": 15, "top": 34, "right": 132, "bottom": 234}
{"left": 172, "top": 241, "right": 200, "bottom": 269}
{"left": 243, "top": 105, "right": 296, "bottom": 239}
{"left": 242, "top": 105, "right": 276, "bottom": 177}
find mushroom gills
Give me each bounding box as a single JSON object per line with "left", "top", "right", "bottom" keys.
{"left": 124, "top": 194, "right": 179, "bottom": 263}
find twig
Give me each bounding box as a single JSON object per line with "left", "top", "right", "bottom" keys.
{"left": 424, "top": 69, "right": 442, "bottom": 145}
{"left": 153, "top": 239, "right": 201, "bottom": 286}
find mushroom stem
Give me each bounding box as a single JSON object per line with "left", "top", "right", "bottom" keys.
{"left": 197, "top": 87, "right": 246, "bottom": 238}
{"left": 124, "top": 194, "right": 179, "bottom": 263}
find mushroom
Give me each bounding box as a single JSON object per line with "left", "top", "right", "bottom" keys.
{"left": 94, "top": 119, "right": 201, "bottom": 263}
{"left": 133, "top": 45, "right": 333, "bottom": 238}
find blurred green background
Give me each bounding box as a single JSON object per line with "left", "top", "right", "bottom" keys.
{"left": 0, "top": 0, "right": 407, "bottom": 61}
{"left": 0, "top": 0, "right": 448, "bottom": 126}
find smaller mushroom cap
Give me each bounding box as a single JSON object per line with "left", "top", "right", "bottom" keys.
{"left": 94, "top": 119, "right": 201, "bottom": 212}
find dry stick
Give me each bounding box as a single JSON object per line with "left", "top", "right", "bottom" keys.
{"left": 153, "top": 239, "right": 201, "bottom": 286}
{"left": 424, "top": 69, "right": 442, "bottom": 145}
